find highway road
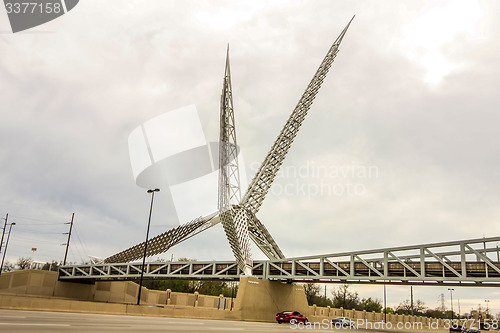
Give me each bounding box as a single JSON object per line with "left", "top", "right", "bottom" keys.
{"left": 0, "top": 309, "right": 446, "bottom": 332}
{"left": 0, "top": 309, "right": 306, "bottom": 332}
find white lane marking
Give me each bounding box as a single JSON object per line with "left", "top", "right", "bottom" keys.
{"left": 207, "top": 328, "right": 244, "bottom": 331}
{"left": 0, "top": 323, "right": 70, "bottom": 326}
{"left": 164, "top": 320, "right": 204, "bottom": 325}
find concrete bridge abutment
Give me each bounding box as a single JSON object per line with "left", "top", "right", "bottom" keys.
{"left": 0, "top": 270, "right": 310, "bottom": 322}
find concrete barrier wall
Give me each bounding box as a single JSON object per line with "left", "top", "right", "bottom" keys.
{"left": 0, "top": 293, "right": 242, "bottom": 320}
{"left": 54, "top": 280, "right": 95, "bottom": 300}
{"left": 309, "top": 303, "right": 446, "bottom": 328}
{"left": 0, "top": 270, "right": 58, "bottom": 296}
{"left": 0, "top": 270, "right": 238, "bottom": 311}
{"left": 0, "top": 270, "right": 446, "bottom": 326}
{"left": 94, "top": 281, "right": 141, "bottom": 304}
{"left": 197, "top": 293, "right": 217, "bottom": 308}
{"left": 0, "top": 270, "right": 245, "bottom": 321}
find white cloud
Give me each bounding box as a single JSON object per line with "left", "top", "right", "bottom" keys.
{"left": 400, "top": 0, "right": 484, "bottom": 84}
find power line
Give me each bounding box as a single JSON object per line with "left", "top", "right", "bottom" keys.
{"left": 6, "top": 215, "right": 66, "bottom": 224}
{"left": 4, "top": 245, "right": 61, "bottom": 262}
{"left": 77, "top": 226, "right": 89, "bottom": 251}
{"left": 11, "top": 236, "right": 60, "bottom": 245}
{"left": 68, "top": 247, "right": 85, "bottom": 265}
{"left": 72, "top": 227, "right": 89, "bottom": 260}
{"left": 13, "top": 229, "right": 66, "bottom": 235}
{"left": 73, "top": 244, "right": 85, "bottom": 263}
{"left": 13, "top": 222, "right": 66, "bottom": 226}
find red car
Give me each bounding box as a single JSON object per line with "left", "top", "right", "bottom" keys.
{"left": 276, "top": 311, "right": 309, "bottom": 324}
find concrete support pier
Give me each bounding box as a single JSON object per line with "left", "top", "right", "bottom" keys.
{"left": 234, "top": 276, "right": 309, "bottom": 321}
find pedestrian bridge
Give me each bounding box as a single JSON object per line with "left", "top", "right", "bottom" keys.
{"left": 59, "top": 236, "right": 500, "bottom": 286}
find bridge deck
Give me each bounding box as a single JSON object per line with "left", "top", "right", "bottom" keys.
{"left": 59, "top": 236, "right": 500, "bottom": 286}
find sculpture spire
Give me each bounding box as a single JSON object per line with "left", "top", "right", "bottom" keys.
{"left": 218, "top": 46, "right": 252, "bottom": 275}
{"left": 239, "top": 18, "right": 355, "bottom": 262}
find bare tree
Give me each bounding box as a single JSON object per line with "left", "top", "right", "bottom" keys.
{"left": 303, "top": 282, "right": 320, "bottom": 304}
{"left": 396, "top": 299, "right": 426, "bottom": 315}
{"left": 16, "top": 257, "right": 34, "bottom": 270}
{"left": 1, "top": 261, "right": 15, "bottom": 272}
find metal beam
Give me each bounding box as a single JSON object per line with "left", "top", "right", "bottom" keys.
{"left": 240, "top": 17, "right": 355, "bottom": 260}
{"left": 103, "top": 213, "right": 218, "bottom": 263}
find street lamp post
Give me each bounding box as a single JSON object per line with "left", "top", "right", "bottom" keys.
{"left": 410, "top": 286, "right": 414, "bottom": 316}
{"left": 0, "top": 222, "right": 16, "bottom": 275}
{"left": 485, "top": 300, "right": 490, "bottom": 318}
{"left": 448, "top": 288, "right": 455, "bottom": 320}
{"left": 383, "top": 282, "right": 387, "bottom": 322}
{"left": 458, "top": 299, "right": 461, "bottom": 318}
{"left": 137, "top": 188, "right": 160, "bottom": 305}
{"left": 230, "top": 281, "right": 235, "bottom": 311}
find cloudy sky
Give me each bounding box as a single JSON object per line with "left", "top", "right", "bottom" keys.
{"left": 1, "top": 0, "right": 500, "bottom": 315}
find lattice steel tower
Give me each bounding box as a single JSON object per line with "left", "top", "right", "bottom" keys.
{"left": 218, "top": 46, "right": 252, "bottom": 275}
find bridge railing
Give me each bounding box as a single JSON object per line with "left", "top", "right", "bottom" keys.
{"left": 59, "top": 236, "right": 500, "bottom": 285}
{"left": 59, "top": 261, "right": 267, "bottom": 281}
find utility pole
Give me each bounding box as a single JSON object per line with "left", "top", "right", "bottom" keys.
{"left": 63, "top": 213, "right": 75, "bottom": 265}
{"left": 0, "top": 213, "right": 8, "bottom": 254}
{"left": 0, "top": 222, "right": 16, "bottom": 274}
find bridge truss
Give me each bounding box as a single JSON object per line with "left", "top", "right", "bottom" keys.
{"left": 60, "top": 236, "right": 500, "bottom": 286}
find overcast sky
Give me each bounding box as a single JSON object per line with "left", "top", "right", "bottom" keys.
{"left": 1, "top": 0, "right": 500, "bottom": 315}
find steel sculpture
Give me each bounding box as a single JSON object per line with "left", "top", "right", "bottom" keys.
{"left": 104, "top": 17, "right": 355, "bottom": 275}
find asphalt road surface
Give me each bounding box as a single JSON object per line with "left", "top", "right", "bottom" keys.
{"left": 0, "top": 309, "right": 446, "bottom": 332}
